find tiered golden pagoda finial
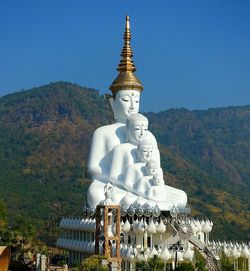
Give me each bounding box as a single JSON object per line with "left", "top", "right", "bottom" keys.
{"left": 109, "top": 15, "right": 143, "bottom": 96}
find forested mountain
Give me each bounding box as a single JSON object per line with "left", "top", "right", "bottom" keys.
{"left": 0, "top": 81, "right": 249, "bottom": 241}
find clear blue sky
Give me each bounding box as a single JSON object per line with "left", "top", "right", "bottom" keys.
{"left": 0, "top": 0, "right": 249, "bottom": 112}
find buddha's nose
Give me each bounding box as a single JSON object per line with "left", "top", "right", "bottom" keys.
{"left": 130, "top": 100, "right": 135, "bottom": 109}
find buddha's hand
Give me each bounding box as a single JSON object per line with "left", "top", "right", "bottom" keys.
{"left": 88, "top": 165, "right": 102, "bottom": 178}
{"left": 152, "top": 174, "right": 163, "bottom": 186}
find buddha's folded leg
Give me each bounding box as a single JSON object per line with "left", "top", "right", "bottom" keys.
{"left": 164, "top": 185, "right": 187, "bottom": 206}
{"left": 111, "top": 185, "right": 128, "bottom": 204}
{"left": 87, "top": 180, "right": 106, "bottom": 208}
{"left": 146, "top": 186, "right": 165, "bottom": 201}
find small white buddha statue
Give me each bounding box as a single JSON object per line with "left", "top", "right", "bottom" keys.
{"left": 102, "top": 182, "right": 114, "bottom": 205}
{"left": 145, "top": 160, "right": 165, "bottom": 201}
{"left": 109, "top": 113, "right": 149, "bottom": 185}
{"left": 133, "top": 160, "right": 165, "bottom": 200}
{"left": 124, "top": 140, "right": 161, "bottom": 189}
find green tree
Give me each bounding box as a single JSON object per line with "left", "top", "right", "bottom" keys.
{"left": 219, "top": 251, "right": 234, "bottom": 271}
{"left": 78, "top": 255, "right": 109, "bottom": 271}
{"left": 136, "top": 255, "right": 165, "bottom": 271}
{"left": 176, "top": 262, "right": 195, "bottom": 271}
{"left": 0, "top": 200, "right": 7, "bottom": 230}
{"left": 136, "top": 261, "right": 148, "bottom": 271}
{"left": 148, "top": 255, "right": 165, "bottom": 271}
{"left": 194, "top": 249, "right": 208, "bottom": 271}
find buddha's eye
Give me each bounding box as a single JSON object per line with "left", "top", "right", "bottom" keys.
{"left": 121, "top": 95, "right": 130, "bottom": 102}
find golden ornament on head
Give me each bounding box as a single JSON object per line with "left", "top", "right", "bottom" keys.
{"left": 109, "top": 15, "right": 143, "bottom": 97}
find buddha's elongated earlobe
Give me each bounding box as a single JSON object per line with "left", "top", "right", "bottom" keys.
{"left": 125, "top": 129, "right": 130, "bottom": 143}
{"left": 106, "top": 94, "right": 117, "bottom": 120}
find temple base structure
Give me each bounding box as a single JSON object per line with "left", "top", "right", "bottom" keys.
{"left": 56, "top": 204, "right": 250, "bottom": 270}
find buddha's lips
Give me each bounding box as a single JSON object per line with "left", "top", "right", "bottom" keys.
{"left": 128, "top": 110, "right": 137, "bottom": 114}
{"left": 137, "top": 135, "right": 146, "bottom": 140}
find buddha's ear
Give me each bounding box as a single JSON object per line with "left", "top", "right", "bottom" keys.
{"left": 125, "top": 128, "right": 130, "bottom": 143}
{"left": 105, "top": 94, "right": 117, "bottom": 120}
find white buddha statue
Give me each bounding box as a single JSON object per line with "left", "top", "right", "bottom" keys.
{"left": 88, "top": 89, "right": 142, "bottom": 181}
{"left": 134, "top": 159, "right": 165, "bottom": 201}
{"left": 87, "top": 16, "right": 159, "bottom": 207}
{"left": 124, "top": 140, "right": 162, "bottom": 190}
{"left": 109, "top": 113, "right": 155, "bottom": 185}
{"left": 87, "top": 90, "right": 142, "bottom": 207}
{"left": 87, "top": 16, "right": 187, "bottom": 210}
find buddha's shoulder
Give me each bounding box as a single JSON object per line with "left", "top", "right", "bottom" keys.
{"left": 114, "top": 142, "right": 133, "bottom": 152}
{"left": 147, "top": 131, "right": 156, "bottom": 139}
{"left": 147, "top": 131, "right": 157, "bottom": 144}
{"left": 93, "top": 123, "right": 125, "bottom": 136}
{"left": 127, "top": 163, "right": 144, "bottom": 170}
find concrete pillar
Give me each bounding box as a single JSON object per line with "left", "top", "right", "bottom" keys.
{"left": 41, "top": 255, "right": 46, "bottom": 271}
{"left": 35, "top": 253, "right": 41, "bottom": 271}
{"left": 136, "top": 233, "right": 143, "bottom": 247}
{"left": 111, "top": 260, "right": 121, "bottom": 271}
{"left": 63, "top": 264, "right": 69, "bottom": 271}
{"left": 143, "top": 232, "right": 148, "bottom": 249}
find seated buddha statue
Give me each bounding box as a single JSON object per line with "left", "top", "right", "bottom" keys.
{"left": 124, "top": 140, "right": 162, "bottom": 190}
{"left": 87, "top": 89, "right": 160, "bottom": 207}
{"left": 134, "top": 159, "right": 165, "bottom": 201}
{"left": 109, "top": 114, "right": 160, "bottom": 185}
{"left": 87, "top": 15, "right": 187, "bottom": 210}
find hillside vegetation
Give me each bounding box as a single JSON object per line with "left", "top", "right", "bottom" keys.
{"left": 0, "top": 82, "right": 249, "bottom": 241}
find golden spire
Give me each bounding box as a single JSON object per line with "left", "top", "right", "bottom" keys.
{"left": 109, "top": 15, "right": 143, "bottom": 96}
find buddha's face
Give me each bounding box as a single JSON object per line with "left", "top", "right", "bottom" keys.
{"left": 138, "top": 144, "right": 153, "bottom": 162}
{"left": 147, "top": 162, "right": 158, "bottom": 175}
{"left": 128, "top": 120, "right": 148, "bottom": 144}
{"left": 111, "top": 90, "right": 140, "bottom": 123}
